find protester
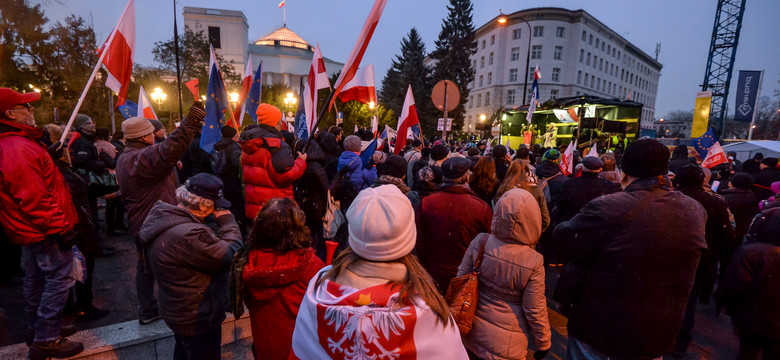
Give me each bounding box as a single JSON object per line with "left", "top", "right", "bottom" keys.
{"left": 416, "top": 157, "right": 492, "bottom": 294}
{"left": 742, "top": 153, "right": 763, "bottom": 175}
{"left": 673, "top": 164, "right": 734, "bottom": 356}
{"left": 110, "top": 130, "right": 126, "bottom": 155}
{"left": 716, "top": 207, "right": 780, "bottom": 359}
{"left": 552, "top": 156, "right": 621, "bottom": 224}
{"left": 469, "top": 156, "right": 498, "bottom": 205}
{"left": 293, "top": 137, "right": 338, "bottom": 256}
{"left": 116, "top": 102, "right": 206, "bottom": 325}
{"left": 240, "top": 104, "right": 307, "bottom": 220}
{"left": 459, "top": 188, "right": 551, "bottom": 360}
{"left": 404, "top": 139, "right": 423, "bottom": 186}
{"left": 553, "top": 139, "right": 707, "bottom": 359}
{"left": 668, "top": 145, "right": 694, "bottom": 175}
{"left": 0, "top": 88, "right": 83, "bottom": 359}
{"left": 149, "top": 119, "right": 167, "bottom": 143}
{"left": 234, "top": 198, "right": 324, "bottom": 360}
{"left": 495, "top": 160, "right": 550, "bottom": 231}
{"left": 535, "top": 148, "right": 566, "bottom": 209}
{"left": 759, "top": 182, "right": 780, "bottom": 210}
{"left": 410, "top": 146, "right": 433, "bottom": 188}
{"left": 140, "top": 174, "right": 242, "bottom": 360}
{"left": 598, "top": 153, "right": 622, "bottom": 184}
{"left": 212, "top": 125, "right": 245, "bottom": 230}
{"left": 336, "top": 134, "right": 375, "bottom": 191}
{"left": 290, "top": 185, "right": 468, "bottom": 359}
{"left": 414, "top": 164, "right": 442, "bottom": 199}
{"left": 719, "top": 172, "right": 759, "bottom": 281}
{"left": 753, "top": 157, "right": 780, "bottom": 201}
{"left": 430, "top": 143, "right": 449, "bottom": 168}
{"left": 371, "top": 155, "right": 421, "bottom": 212}
{"left": 95, "top": 127, "right": 126, "bottom": 235}
{"left": 492, "top": 144, "right": 510, "bottom": 182}
{"left": 178, "top": 125, "right": 213, "bottom": 181}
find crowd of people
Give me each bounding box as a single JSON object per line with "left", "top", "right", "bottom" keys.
{"left": 1, "top": 87, "right": 779, "bottom": 360}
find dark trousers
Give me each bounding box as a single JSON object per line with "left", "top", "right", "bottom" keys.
{"left": 135, "top": 236, "right": 158, "bottom": 318}
{"left": 173, "top": 327, "right": 222, "bottom": 360}
{"left": 674, "top": 289, "right": 700, "bottom": 353}
{"left": 738, "top": 334, "right": 780, "bottom": 360}
{"left": 74, "top": 256, "right": 95, "bottom": 308}
{"left": 105, "top": 198, "right": 126, "bottom": 232}
{"left": 0, "top": 228, "right": 23, "bottom": 282}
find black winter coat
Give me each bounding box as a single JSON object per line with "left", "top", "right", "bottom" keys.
{"left": 552, "top": 172, "right": 621, "bottom": 223}
{"left": 554, "top": 177, "right": 707, "bottom": 359}
{"left": 535, "top": 161, "right": 566, "bottom": 209}
{"left": 752, "top": 168, "right": 780, "bottom": 201}
{"left": 720, "top": 188, "right": 758, "bottom": 243}
{"left": 213, "top": 137, "right": 244, "bottom": 219}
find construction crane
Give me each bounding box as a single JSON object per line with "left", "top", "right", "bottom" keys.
{"left": 701, "top": 0, "right": 747, "bottom": 136}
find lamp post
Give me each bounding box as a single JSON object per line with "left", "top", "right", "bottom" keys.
{"left": 150, "top": 88, "right": 167, "bottom": 108}
{"left": 283, "top": 92, "right": 297, "bottom": 113}
{"left": 479, "top": 114, "right": 486, "bottom": 138}
{"left": 498, "top": 11, "right": 532, "bottom": 105}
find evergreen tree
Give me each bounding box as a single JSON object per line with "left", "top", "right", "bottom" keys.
{"left": 430, "top": 0, "right": 477, "bottom": 137}
{"left": 152, "top": 27, "right": 241, "bottom": 90}
{"left": 379, "top": 28, "right": 435, "bottom": 135}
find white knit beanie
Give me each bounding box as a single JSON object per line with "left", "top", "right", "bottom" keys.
{"left": 346, "top": 185, "right": 416, "bottom": 261}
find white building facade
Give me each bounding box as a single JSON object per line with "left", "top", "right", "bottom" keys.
{"left": 464, "top": 8, "right": 662, "bottom": 134}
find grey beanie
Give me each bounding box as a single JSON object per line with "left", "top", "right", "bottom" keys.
{"left": 344, "top": 135, "right": 361, "bottom": 152}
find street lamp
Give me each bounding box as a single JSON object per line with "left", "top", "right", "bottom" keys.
{"left": 369, "top": 101, "right": 375, "bottom": 109}
{"left": 498, "top": 11, "right": 532, "bottom": 105}
{"left": 283, "top": 92, "right": 297, "bottom": 112}
{"left": 150, "top": 88, "right": 167, "bottom": 108}
{"left": 229, "top": 92, "right": 239, "bottom": 104}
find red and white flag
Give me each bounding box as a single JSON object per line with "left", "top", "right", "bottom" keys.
{"left": 586, "top": 144, "right": 599, "bottom": 158}
{"left": 235, "top": 57, "right": 253, "bottom": 127}
{"left": 290, "top": 268, "right": 468, "bottom": 360}
{"left": 137, "top": 86, "right": 158, "bottom": 120}
{"left": 394, "top": 85, "right": 419, "bottom": 155}
{"left": 328, "top": 0, "right": 388, "bottom": 110}
{"left": 304, "top": 44, "right": 330, "bottom": 135}
{"left": 278, "top": 0, "right": 285, "bottom": 8}
{"left": 702, "top": 141, "right": 728, "bottom": 168}
{"left": 562, "top": 139, "right": 577, "bottom": 175}
{"left": 101, "top": 0, "right": 136, "bottom": 106}
{"left": 337, "top": 65, "right": 376, "bottom": 106}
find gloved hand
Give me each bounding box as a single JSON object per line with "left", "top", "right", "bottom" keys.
{"left": 48, "top": 141, "right": 64, "bottom": 160}
{"left": 533, "top": 349, "right": 549, "bottom": 360}
{"left": 187, "top": 101, "right": 207, "bottom": 123}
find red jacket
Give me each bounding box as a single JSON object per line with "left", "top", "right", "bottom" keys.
{"left": 242, "top": 248, "right": 323, "bottom": 360}
{"left": 240, "top": 126, "right": 306, "bottom": 219}
{"left": 0, "top": 120, "right": 78, "bottom": 245}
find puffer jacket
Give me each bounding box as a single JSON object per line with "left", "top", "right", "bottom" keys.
{"left": 240, "top": 124, "right": 306, "bottom": 219}
{"left": 242, "top": 248, "right": 324, "bottom": 360}
{"left": 459, "top": 189, "right": 551, "bottom": 360}
{"left": 535, "top": 160, "right": 566, "bottom": 208}
{"left": 140, "top": 201, "right": 242, "bottom": 336}
{"left": 337, "top": 151, "right": 376, "bottom": 191}
{"left": 0, "top": 119, "right": 77, "bottom": 245}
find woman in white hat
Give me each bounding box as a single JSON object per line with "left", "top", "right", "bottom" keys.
{"left": 290, "top": 185, "right": 468, "bottom": 359}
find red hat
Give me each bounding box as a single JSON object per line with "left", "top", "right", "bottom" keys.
{"left": 0, "top": 88, "right": 41, "bottom": 113}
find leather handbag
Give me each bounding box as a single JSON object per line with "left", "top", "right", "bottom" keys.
{"left": 445, "top": 233, "right": 489, "bottom": 335}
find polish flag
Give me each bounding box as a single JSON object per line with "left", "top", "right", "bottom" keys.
{"left": 278, "top": 0, "right": 285, "bottom": 8}
{"left": 562, "top": 139, "right": 577, "bottom": 175}
{"left": 101, "top": 0, "right": 136, "bottom": 106}
{"left": 185, "top": 79, "right": 199, "bottom": 99}
{"left": 702, "top": 141, "right": 728, "bottom": 168}
{"left": 303, "top": 44, "right": 330, "bottom": 135}
{"left": 394, "top": 85, "right": 419, "bottom": 155}
{"left": 586, "top": 144, "right": 599, "bottom": 158}
{"left": 337, "top": 65, "right": 376, "bottom": 106}
{"left": 137, "top": 86, "right": 158, "bottom": 120}
{"left": 235, "top": 57, "right": 253, "bottom": 127}
{"left": 328, "top": 0, "right": 388, "bottom": 110}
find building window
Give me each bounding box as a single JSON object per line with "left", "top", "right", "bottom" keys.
{"left": 509, "top": 68, "right": 518, "bottom": 82}
{"left": 550, "top": 89, "right": 558, "bottom": 99}
{"left": 554, "top": 46, "right": 563, "bottom": 60}
{"left": 595, "top": 38, "right": 599, "bottom": 48}
{"left": 513, "top": 29, "right": 521, "bottom": 40}
{"left": 511, "top": 47, "right": 520, "bottom": 61}
{"left": 479, "top": 75, "right": 483, "bottom": 87}
{"left": 585, "top": 72, "right": 589, "bottom": 86}
{"left": 596, "top": 78, "right": 600, "bottom": 91}
{"left": 587, "top": 52, "right": 591, "bottom": 65}
{"left": 577, "top": 70, "right": 582, "bottom": 84}
{"left": 589, "top": 34, "right": 593, "bottom": 45}
{"left": 481, "top": 40, "right": 486, "bottom": 49}
{"left": 473, "top": 60, "right": 477, "bottom": 69}
{"left": 208, "top": 26, "right": 221, "bottom": 49}
{"left": 599, "top": 58, "right": 603, "bottom": 71}
{"left": 582, "top": 30, "right": 587, "bottom": 41}
{"left": 469, "top": 96, "right": 473, "bottom": 108}
{"left": 489, "top": 52, "right": 494, "bottom": 65}
{"left": 531, "top": 45, "right": 542, "bottom": 59}
{"left": 602, "top": 43, "right": 605, "bottom": 52}
{"left": 590, "top": 75, "right": 595, "bottom": 88}
{"left": 556, "top": 26, "right": 565, "bottom": 38}
{"left": 533, "top": 26, "right": 544, "bottom": 37}
{"left": 617, "top": 51, "right": 621, "bottom": 60}
{"left": 552, "top": 68, "right": 560, "bottom": 82}
{"left": 612, "top": 48, "right": 616, "bottom": 57}
{"left": 477, "top": 94, "right": 482, "bottom": 107}
{"left": 490, "top": 35, "right": 495, "bottom": 45}
{"left": 485, "top": 92, "right": 491, "bottom": 105}
{"left": 507, "top": 90, "right": 516, "bottom": 104}
{"left": 579, "top": 49, "right": 584, "bottom": 63}
{"left": 480, "top": 56, "right": 484, "bottom": 68}
{"left": 487, "top": 72, "right": 492, "bottom": 85}
{"left": 529, "top": 67, "right": 535, "bottom": 81}
{"left": 607, "top": 44, "right": 611, "bottom": 54}
{"left": 593, "top": 56, "right": 598, "bottom": 68}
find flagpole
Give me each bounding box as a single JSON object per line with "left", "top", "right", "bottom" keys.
{"left": 173, "top": 0, "right": 184, "bottom": 122}
{"left": 302, "top": 91, "right": 336, "bottom": 153}
{"left": 59, "top": 27, "right": 119, "bottom": 146}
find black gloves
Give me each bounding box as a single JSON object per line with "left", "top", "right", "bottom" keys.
{"left": 48, "top": 141, "right": 64, "bottom": 160}
{"left": 187, "top": 101, "right": 206, "bottom": 123}
{"left": 534, "top": 349, "right": 549, "bottom": 359}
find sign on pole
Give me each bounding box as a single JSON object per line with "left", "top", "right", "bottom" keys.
{"left": 691, "top": 91, "right": 712, "bottom": 138}
{"left": 437, "top": 118, "right": 453, "bottom": 131}
{"left": 431, "top": 80, "right": 460, "bottom": 139}
{"left": 734, "top": 70, "right": 762, "bottom": 122}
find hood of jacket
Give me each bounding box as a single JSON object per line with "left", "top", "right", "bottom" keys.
{"left": 535, "top": 160, "right": 562, "bottom": 178}
{"left": 338, "top": 151, "right": 361, "bottom": 171}
{"left": 213, "top": 137, "right": 236, "bottom": 151}
{"left": 316, "top": 131, "right": 341, "bottom": 157}
{"left": 294, "top": 136, "right": 326, "bottom": 164}
{"left": 242, "top": 248, "right": 317, "bottom": 301}
{"left": 139, "top": 201, "right": 201, "bottom": 246}
{"left": 239, "top": 124, "right": 280, "bottom": 155}
{"left": 491, "top": 188, "right": 542, "bottom": 245}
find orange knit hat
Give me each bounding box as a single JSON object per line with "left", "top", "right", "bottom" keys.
{"left": 256, "top": 103, "right": 282, "bottom": 127}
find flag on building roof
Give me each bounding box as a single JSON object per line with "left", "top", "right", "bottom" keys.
{"left": 137, "top": 86, "right": 158, "bottom": 120}
{"left": 245, "top": 60, "right": 263, "bottom": 123}
{"left": 200, "top": 46, "right": 230, "bottom": 153}
{"left": 394, "top": 85, "right": 419, "bottom": 155}
{"left": 526, "top": 66, "right": 541, "bottom": 123}
{"left": 100, "top": 0, "right": 136, "bottom": 106}
{"left": 294, "top": 77, "right": 308, "bottom": 139}
{"left": 702, "top": 141, "right": 728, "bottom": 169}
{"left": 117, "top": 100, "right": 138, "bottom": 120}
{"left": 338, "top": 65, "right": 377, "bottom": 106}
{"left": 304, "top": 44, "right": 330, "bottom": 135}
{"left": 234, "top": 57, "right": 254, "bottom": 127}
{"left": 278, "top": 0, "right": 285, "bottom": 8}
{"left": 693, "top": 127, "right": 718, "bottom": 159}
{"left": 328, "top": 0, "right": 388, "bottom": 110}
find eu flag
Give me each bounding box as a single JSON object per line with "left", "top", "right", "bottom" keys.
{"left": 245, "top": 60, "right": 263, "bottom": 123}
{"left": 360, "top": 137, "right": 378, "bottom": 169}
{"left": 693, "top": 128, "right": 718, "bottom": 159}
{"left": 118, "top": 101, "right": 138, "bottom": 120}
{"left": 294, "top": 77, "right": 308, "bottom": 139}
{"left": 200, "top": 62, "right": 230, "bottom": 153}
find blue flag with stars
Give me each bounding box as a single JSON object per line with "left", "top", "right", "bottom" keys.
{"left": 118, "top": 101, "right": 138, "bottom": 120}
{"left": 360, "top": 136, "right": 378, "bottom": 170}
{"left": 294, "top": 77, "right": 308, "bottom": 139}
{"left": 693, "top": 127, "right": 718, "bottom": 159}
{"left": 245, "top": 60, "right": 263, "bottom": 123}
{"left": 200, "top": 62, "right": 230, "bottom": 153}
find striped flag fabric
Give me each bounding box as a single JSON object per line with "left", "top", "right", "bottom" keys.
{"left": 137, "top": 86, "right": 158, "bottom": 120}
{"left": 234, "top": 57, "right": 254, "bottom": 127}
{"left": 303, "top": 44, "right": 330, "bottom": 135}
{"left": 526, "top": 66, "right": 541, "bottom": 123}
{"left": 702, "top": 141, "right": 728, "bottom": 169}
{"left": 337, "top": 65, "right": 376, "bottom": 106}
{"left": 394, "top": 85, "right": 419, "bottom": 155}
{"left": 101, "top": 0, "right": 135, "bottom": 106}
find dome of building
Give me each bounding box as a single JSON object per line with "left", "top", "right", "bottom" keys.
{"left": 254, "top": 25, "right": 312, "bottom": 51}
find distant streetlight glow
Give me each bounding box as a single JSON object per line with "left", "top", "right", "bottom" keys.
{"left": 229, "top": 92, "right": 239, "bottom": 103}
{"left": 480, "top": 114, "right": 486, "bottom": 122}
{"left": 150, "top": 88, "right": 167, "bottom": 107}
{"left": 369, "top": 101, "right": 375, "bottom": 109}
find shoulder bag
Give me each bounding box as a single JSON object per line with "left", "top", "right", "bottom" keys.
{"left": 445, "top": 233, "right": 489, "bottom": 335}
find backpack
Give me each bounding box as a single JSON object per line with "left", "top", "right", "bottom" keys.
{"left": 211, "top": 149, "right": 229, "bottom": 175}
{"left": 335, "top": 157, "right": 360, "bottom": 210}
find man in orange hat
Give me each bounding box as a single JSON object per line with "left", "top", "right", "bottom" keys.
{"left": 0, "top": 88, "right": 84, "bottom": 359}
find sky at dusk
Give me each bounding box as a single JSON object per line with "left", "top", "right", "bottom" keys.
{"left": 41, "top": 0, "right": 780, "bottom": 119}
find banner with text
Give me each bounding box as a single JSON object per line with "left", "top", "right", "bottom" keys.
{"left": 691, "top": 91, "right": 712, "bottom": 138}
{"left": 734, "top": 70, "right": 762, "bottom": 122}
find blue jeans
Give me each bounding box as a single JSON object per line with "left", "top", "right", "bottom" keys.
{"left": 22, "top": 239, "right": 75, "bottom": 342}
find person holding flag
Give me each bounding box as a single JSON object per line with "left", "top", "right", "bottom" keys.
{"left": 395, "top": 85, "right": 420, "bottom": 155}
{"left": 201, "top": 46, "right": 234, "bottom": 154}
